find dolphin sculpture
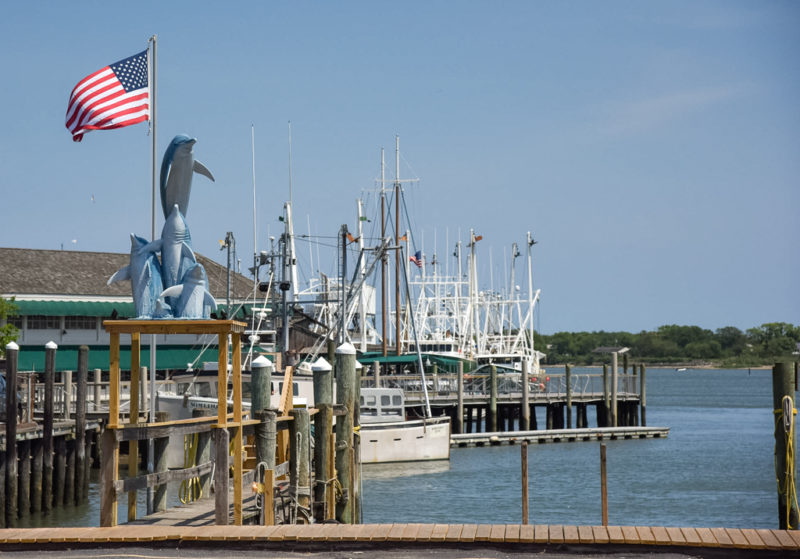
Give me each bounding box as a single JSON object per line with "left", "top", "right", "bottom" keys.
{"left": 107, "top": 233, "right": 166, "bottom": 318}
{"left": 160, "top": 134, "right": 214, "bottom": 219}
{"left": 158, "top": 262, "right": 217, "bottom": 319}
{"left": 147, "top": 204, "right": 197, "bottom": 311}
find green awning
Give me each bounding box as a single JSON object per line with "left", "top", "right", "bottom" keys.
{"left": 357, "top": 352, "right": 475, "bottom": 373}
{"left": 15, "top": 300, "right": 135, "bottom": 317}
{"left": 16, "top": 345, "right": 217, "bottom": 372}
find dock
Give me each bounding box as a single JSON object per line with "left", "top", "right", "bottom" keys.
{"left": 0, "top": 523, "right": 797, "bottom": 557}
{"left": 451, "top": 426, "right": 669, "bottom": 447}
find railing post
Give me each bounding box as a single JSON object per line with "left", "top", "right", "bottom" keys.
{"left": 457, "top": 361, "right": 465, "bottom": 434}
{"left": 520, "top": 360, "right": 530, "bottom": 431}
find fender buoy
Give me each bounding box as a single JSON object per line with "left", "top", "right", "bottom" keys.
{"left": 539, "top": 383, "right": 545, "bottom": 391}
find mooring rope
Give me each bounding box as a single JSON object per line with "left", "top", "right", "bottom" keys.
{"left": 774, "top": 395, "right": 799, "bottom": 529}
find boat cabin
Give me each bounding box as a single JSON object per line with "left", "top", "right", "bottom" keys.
{"left": 360, "top": 387, "right": 405, "bottom": 424}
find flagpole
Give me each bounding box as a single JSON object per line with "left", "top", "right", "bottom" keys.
{"left": 147, "top": 33, "right": 158, "bottom": 516}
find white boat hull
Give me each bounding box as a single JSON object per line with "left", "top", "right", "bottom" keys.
{"left": 360, "top": 416, "right": 450, "bottom": 463}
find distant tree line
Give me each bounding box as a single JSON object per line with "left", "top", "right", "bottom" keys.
{"left": 533, "top": 322, "right": 800, "bottom": 367}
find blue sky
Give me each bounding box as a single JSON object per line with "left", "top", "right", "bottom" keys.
{"left": 1, "top": 1, "right": 797, "bottom": 334}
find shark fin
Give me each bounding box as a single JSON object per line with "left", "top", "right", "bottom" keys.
{"left": 193, "top": 160, "right": 215, "bottom": 182}
{"left": 107, "top": 266, "right": 131, "bottom": 285}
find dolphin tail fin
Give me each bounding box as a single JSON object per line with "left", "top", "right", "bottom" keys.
{"left": 107, "top": 266, "right": 131, "bottom": 285}
{"left": 193, "top": 160, "right": 215, "bottom": 182}
{"left": 159, "top": 285, "right": 184, "bottom": 300}
{"left": 204, "top": 291, "right": 217, "bottom": 311}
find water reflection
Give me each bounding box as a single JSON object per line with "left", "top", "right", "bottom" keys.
{"left": 362, "top": 460, "right": 450, "bottom": 480}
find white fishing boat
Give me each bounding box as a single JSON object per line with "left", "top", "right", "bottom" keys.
{"left": 359, "top": 387, "right": 450, "bottom": 463}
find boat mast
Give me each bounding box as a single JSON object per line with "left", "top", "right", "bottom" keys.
{"left": 395, "top": 136, "right": 401, "bottom": 357}
{"left": 357, "top": 199, "right": 368, "bottom": 352}
{"left": 380, "top": 148, "right": 387, "bottom": 357}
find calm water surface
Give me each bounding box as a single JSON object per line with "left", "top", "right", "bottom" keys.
{"left": 361, "top": 367, "right": 784, "bottom": 528}
{"left": 18, "top": 367, "right": 790, "bottom": 528}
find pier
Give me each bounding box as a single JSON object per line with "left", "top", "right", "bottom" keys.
{"left": 451, "top": 426, "right": 669, "bottom": 447}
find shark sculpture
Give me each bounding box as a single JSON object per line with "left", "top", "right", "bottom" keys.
{"left": 107, "top": 233, "right": 166, "bottom": 318}
{"left": 151, "top": 204, "right": 197, "bottom": 312}
{"left": 159, "top": 134, "right": 214, "bottom": 219}
{"left": 158, "top": 262, "right": 217, "bottom": 319}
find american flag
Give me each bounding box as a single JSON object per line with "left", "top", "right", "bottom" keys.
{"left": 65, "top": 50, "right": 150, "bottom": 142}
{"left": 409, "top": 250, "right": 422, "bottom": 268}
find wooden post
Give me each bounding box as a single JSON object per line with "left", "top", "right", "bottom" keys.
{"left": 65, "top": 437, "right": 75, "bottom": 506}
{"left": 250, "top": 355, "right": 273, "bottom": 413}
{"left": 75, "top": 346, "right": 87, "bottom": 504}
{"left": 456, "top": 361, "right": 464, "bottom": 434}
{"left": 31, "top": 438, "right": 42, "bottom": 515}
{"left": 99, "top": 427, "right": 119, "bottom": 526}
{"left": 43, "top": 341, "right": 56, "bottom": 515}
{"left": 231, "top": 332, "right": 243, "bottom": 526}
{"left": 521, "top": 441, "right": 529, "bottom": 525}
{"left": 18, "top": 439, "right": 30, "bottom": 519}
{"left": 214, "top": 426, "right": 230, "bottom": 525}
{"left": 600, "top": 443, "right": 608, "bottom": 526}
{"left": 565, "top": 364, "right": 573, "bottom": 429}
{"left": 772, "top": 362, "right": 799, "bottom": 530}
{"left": 289, "top": 408, "right": 311, "bottom": 522}
{"left": 602, "top": 363, "right": 610, "bottom": 427}
{"left": 54, "top": 436, "right": 66, "bottom": 507}
{"left": 640, "top": 364, "right": 647, "bottom": 427}
{"left": 335, "top": 343, "right": 357, "bottom": 524}
{"left": 312, "top": 357, "right": 332, "bottom": 523}
{"left": 63, "top": 370, "right": 72, "bottom": 421}
{"left": 489, "top": 365, "right": 498, "bottom": 432}
{"left": 128, "top": 335, "right": 140, "bottom": 522}
{"left": 373, "top": 360, "right": 381, "bottom": 388}
{"left": 521, "top": 360, "right": 530, "bottom": 431}
{"left": 0, "top": 448, "right": 5, "bottom": 528}
{"left": 192, "top": 409, "right": 213, "bottom": 499}
{"left": 5, "top": 342, "right": 19, "bottom": 527}
{"left": 611, "top": 352, "right": 618, "bottom": 427}
{"left": 93, "top": 369, "right": 102, "bottom": 412}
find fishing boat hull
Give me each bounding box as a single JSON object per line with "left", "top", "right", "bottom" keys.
{"left": 360, "top": 416, "right": 451, "bottom": 463}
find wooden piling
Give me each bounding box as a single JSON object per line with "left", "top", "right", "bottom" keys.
{"left": 312, "top": 357, "right": 333, "bottom": 523}
{"left": 640, "top": 364, "right": 647, "bottom": 427}
{"left": 75, "top": 346, "right": 87, "bottom": 504}
{"left": 521, "top": 441, "right": 529, "bottom": 525}
{"left": 600, "top": 443, "right": 608, "bottom": 526}
{"left": 289, "top": 408, "right": 311, "bottom": 522}
{"left": 489, "top": 365, "right": 498, "bottom": 432}
{"left": 521, "top": 360, "right": 530, "bottom": 431}
{"left": 565, "top": 364, "right": 573, "bottom": 429}
{"left": 456, "top": 361, "right": 465, "bottom": 434}
{"left": 602, "top": 364, "right": 610, "bottom": 427}
{"left": 214, "top": 427, "right": 230, "bottom": 525}
{"left": 18, "top": 439, "right": 30, "bottom": 518}
{"left": 772, "top": 362, "right": 799, "bottom": 530}
{"left": 611, "top": 352, "right": 619, "bottom": 427}
{"left": 335, "top": 343, "right": 357, "bottom": 524}
{"left": 5, "top": 342, "right": 19, "bottom": 527}
{"left": 65, "top": 437, "right": 75, "bottom": 506}
{"left": 63, "top": 370, "right": 72, "bottom": 420}
{"left": 43, "top": 341, "right": 55, "bottom": 515}
{"left": 0, "top": 449, "right": 5, "bottom": 528}
{"left": 54, "top": 436, "right": 66, "bottom": 508}
{"left": 30, "top": 438, "right": 42, "bottom": 515}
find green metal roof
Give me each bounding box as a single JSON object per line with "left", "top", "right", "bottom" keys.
{"left": 16, "top": 345, "right": 216, "bottom": 372}
{"left": 357, "top": 352, "right": 475, "bottom": 372}
{"left": 14, "top": 300, "right": 135, "bottom": 317}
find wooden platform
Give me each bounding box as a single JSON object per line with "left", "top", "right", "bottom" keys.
{"left": 0, "top": 523, "right": 797, "bottom": 555}
{"left": 451, "top": 426, "right": 670, "bottom": 447}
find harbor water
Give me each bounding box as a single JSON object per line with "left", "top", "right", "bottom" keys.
{"left": 361, "top": 367, "right": 785, "bottom": 529}
{"left": 14, "top": 367, "right": 792, "bottom": 529}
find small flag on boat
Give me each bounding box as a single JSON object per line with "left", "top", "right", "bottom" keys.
{"left": 410, "top": 250, "right": 422, "bottom": 268}
{"left": 66, "top": 50, "right": 150, "bottom": 142}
